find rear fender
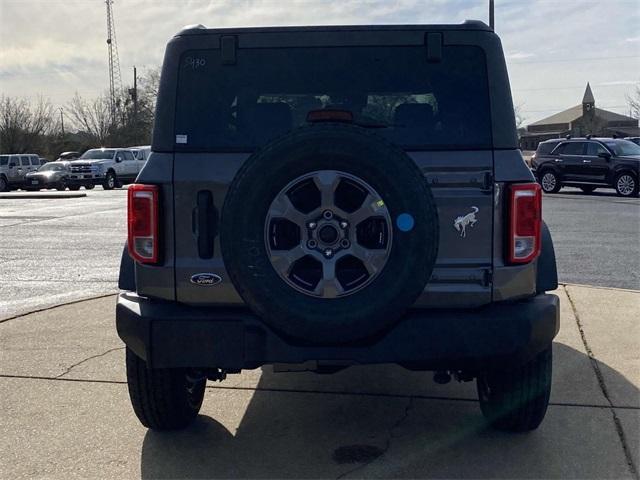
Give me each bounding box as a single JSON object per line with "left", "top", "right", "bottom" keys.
{"left": 118, "top": 242, "right": 136, "bottom": 291}
{"left": 537, "top": 221, "right": 558, "bottom": 293}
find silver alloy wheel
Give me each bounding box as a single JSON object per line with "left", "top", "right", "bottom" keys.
{"left": 541, "top": 172, "right": 557, "bottom": 192}
{"left": 265, "top": 170, "right": 392, "bottom": 298}
{"left": 616, "top": 174, "right": 635, "bottom": 196}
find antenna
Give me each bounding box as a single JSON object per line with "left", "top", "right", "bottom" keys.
{"left": 489, "top": 0, "right": 495, "bottom": 30}
{"left": 105, "top": 0, "right": 123, "bottom": 123}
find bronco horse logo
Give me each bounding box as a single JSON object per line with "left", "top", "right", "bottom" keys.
{"left": 453, "top": 206, "right": 479, "bottom": 238}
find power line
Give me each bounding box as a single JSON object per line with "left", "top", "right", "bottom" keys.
{"left": 514, "top": 83, "right": 637, "bottom": 92}
{"left": 509, "top": 54, "right": 640, "bottom": 65}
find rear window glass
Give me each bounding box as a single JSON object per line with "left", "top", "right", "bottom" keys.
{"left": 175, "top": 45, "right": 492, "bottom": 151}
{"left": 558, "top": 142, "right": 585, "bottom": 155}
{"left": 537, "top": 142, "right": 558, "bottom": 155}
{"left": 603, "top": 140, "right": 640, "bottom": 156}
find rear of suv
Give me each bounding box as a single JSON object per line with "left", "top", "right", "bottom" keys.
{"left": 532, "top": 137, "right": 640, "bottom": 197}
{"left": 116, "top": 23, "right": 560, "bottom": 433}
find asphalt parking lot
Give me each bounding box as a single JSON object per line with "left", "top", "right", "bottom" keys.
{"left": 543, "top": 187, "right": 640, "bottom": 290}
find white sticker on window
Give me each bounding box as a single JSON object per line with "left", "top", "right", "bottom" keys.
{"left": 176, "top": 134, "right": 188, "bottom": 144}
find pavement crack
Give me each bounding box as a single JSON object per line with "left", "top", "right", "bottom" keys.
{"left": 336, "top": 396, "right": 414, "bottom": 479}
{"left": 564, "top": 285, "right": 639, "bottom": 479}
{"left": 55, "top": 347, "right": 125, "bottom": 378}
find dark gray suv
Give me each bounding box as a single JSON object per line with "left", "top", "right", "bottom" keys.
{"left": 532, "top": 137, "right": 640, "bottom": 197}
{"left": 116, "top": 22, "right": 559, "bottom": 433}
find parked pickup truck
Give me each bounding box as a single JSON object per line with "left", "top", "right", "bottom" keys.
{"left": 68, "top": 148, "right": 146, "bottom": 190}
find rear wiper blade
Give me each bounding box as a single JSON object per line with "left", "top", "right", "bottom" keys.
{"left": 353, "top": 120, "right": 395, "bottom": 129}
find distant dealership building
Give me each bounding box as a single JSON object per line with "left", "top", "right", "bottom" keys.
{"left": 519, "top": 83, "right": 639, "bottom": 150}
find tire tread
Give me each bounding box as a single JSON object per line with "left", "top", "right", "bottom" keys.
{"left": 478, "top": 347, "right": 552, "bottom": 432}
{"left": 125, "top": 348, "right": 204, "bottom": 430}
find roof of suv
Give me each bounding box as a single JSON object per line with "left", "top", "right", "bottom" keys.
{"left": 540, "top": 137, "right": 618, "bottom": 144}
{"left": 176, "top": 21, "right": 492, "bottom": 36}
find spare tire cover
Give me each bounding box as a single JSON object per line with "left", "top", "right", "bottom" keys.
{"left": 221, "top": 124, "right": 438, "bottom": 344}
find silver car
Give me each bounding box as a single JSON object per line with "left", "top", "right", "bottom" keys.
{"left": 24, "top": 162, "right": 70, "bottom": 191}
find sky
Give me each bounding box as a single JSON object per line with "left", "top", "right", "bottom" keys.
{"left": 0, "top": 0, "right": 639, "bottom": 125}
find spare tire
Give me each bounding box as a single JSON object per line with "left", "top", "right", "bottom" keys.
{"left": 221, "top": 124, "right": 438, "bottom": 344}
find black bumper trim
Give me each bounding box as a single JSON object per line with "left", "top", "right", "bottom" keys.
{"left": 116, "top": 293, "right": 559, "bottom": 370}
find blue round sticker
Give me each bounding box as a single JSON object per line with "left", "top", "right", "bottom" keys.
{"left": 396, "top": 213, "right": 415, "bottom": 232}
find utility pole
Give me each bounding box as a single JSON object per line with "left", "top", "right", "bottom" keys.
{"left": 59, "top": 107, "right": 65, "bottom": 137}
{"left": 132, "top": 66, "right": 138, "bottom": 121}
{"left": 128, "top": 66, "right": 138, "bottom": 140}
{"left": 489, "top": 0, "right": 495, "bottom": 30}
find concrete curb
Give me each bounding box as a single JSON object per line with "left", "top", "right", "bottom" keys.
{"left": 561, "top": 282, "right": 640, "bottom": 293}
{"left": 0, "top": 192, "right": 87, "bottom": 199}
{"left": 0, "top": 293, "right": 117, "bottom": 323}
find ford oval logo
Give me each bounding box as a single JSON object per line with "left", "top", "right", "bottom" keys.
{"left": 190, "top": 273, "right": 222, "bottom": 286}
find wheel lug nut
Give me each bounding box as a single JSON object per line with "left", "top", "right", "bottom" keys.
{"left": 339, "top": 221, "right": 348, "bottom": 229}
{"left": 340, "top": 239, "right": 350, "bottom": 248}
{"left": 323, "top": 210, "right": 333, "bottom": 220}
{"left": 308, "top": 222, "right": 317, "bottom": 229}
{"left": 307, "top": 239, "right": 317, "bottom": 249}
{"left": 323, "top": 248, "right": 333, "bottom": 258}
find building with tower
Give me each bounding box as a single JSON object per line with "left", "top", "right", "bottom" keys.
{"left": 519, "top": 83, "right": 639, "bottom": 150}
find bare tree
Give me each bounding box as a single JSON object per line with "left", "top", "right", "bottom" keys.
{"left": 0, "top": 95, "right": 56, "bottom": 153}
{"left": 66, "top": 93, "right": 114, "bottom": 145}
{"left": 626, "top": 82, "right": 640, "bottom": 119}
{"left": 514, "top": 103, "right": 526, "bottom": 129}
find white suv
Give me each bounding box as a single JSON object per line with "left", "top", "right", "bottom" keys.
{"left": 0, "top": 154, "right": 41, "bottom": 191}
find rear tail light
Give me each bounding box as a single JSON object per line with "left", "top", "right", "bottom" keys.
{"left": 508, "top": 183, "right": 542, "bottom": 264}
{"left": 128, "top": 184, "right": 159, "bottom": 264}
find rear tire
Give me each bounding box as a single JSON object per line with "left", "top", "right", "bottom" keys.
{"left": 68, "top": 185, "right": 81, "bottom": 191}
{"left": 614, "top": 172, "right": 638, "bottom": 197}
{"left": 103, "top": 171, "right": 116, "bottom": 190}
{"left": 56, "top": 179, "right": 67, "bottom": 191}
{"left": 539, "top": 170, "right": 561, "bottom": 193}
{"left": 0, "top": 176, "right": 8, "bottom": 192}
{"left": 85, "top": 184, "right": 95, "bottom": 190}
{"left": 125, "top": 348, "right": 206, "bottom": 430}
{"left": 477, "top": 347, "right": 552, "bottom": 432}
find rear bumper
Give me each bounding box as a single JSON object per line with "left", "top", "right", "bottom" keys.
{"left": 116, "top": 292, "right": 559, "bottom": 371}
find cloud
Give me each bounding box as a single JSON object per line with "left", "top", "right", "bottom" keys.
{"left": 598, "top": 80, "right": 637, "bottom": 86}
{"left": 507, "top": 52, "right": 536, "bottom": 60}
{"left": 0, "top": 0, "right": 638, "bottom": 123}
